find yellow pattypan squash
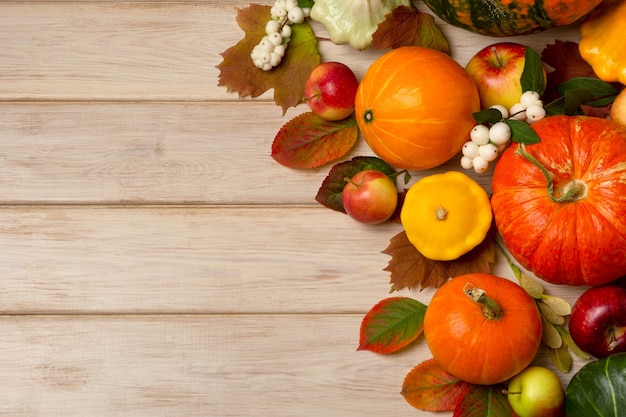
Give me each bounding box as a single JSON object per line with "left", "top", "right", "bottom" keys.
{"left": 400, "top": 171, "right": 492, "bottom": 261}
{"left": 579, "top": 0, "right": 626, "bottom": 85}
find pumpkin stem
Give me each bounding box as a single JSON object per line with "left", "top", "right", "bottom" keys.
{"left": 464, "top": 283, "right": 503, "bottom": 320}
{"left": 435, "top": 206, "right": 447, "bottom": 220}
{"left": 515, "top": 144, "right": 587, "bottom": 203}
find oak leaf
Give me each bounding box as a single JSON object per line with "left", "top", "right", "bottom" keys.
{"left": 402, "top": 359, "right": 473, "bottom": 412}
{"left": 372, "top": 5, "right": 449, "bottom": 53}
{"left": 271, "top": 113, "right": 358, "bottom": 169}
{"left": 358, "top": 297, "right": 426, "bottom": 354}
{"left": 384, "top": 231, "right": 495, "bottom": 292}
{"left": 216, "top": 4, "right": 321, "bottom": 114}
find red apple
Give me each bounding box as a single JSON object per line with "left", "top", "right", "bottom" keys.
{"left": 465, "top": 42, "right": 547, "bottom": 110}
{"left": 569, "top": 283, "right": 626, "bottom": 358}
{"left": 610, "top": 88, "right": 626, "bottom": 127}
{"left": 304, "top": 62, "right": 359, "bottom": 121}
{"left": 341, "top": 170, "right": 398, "bottom": 224}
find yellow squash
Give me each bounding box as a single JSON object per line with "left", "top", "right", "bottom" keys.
{"left": 579, "top": 0, "right": 626, "bottom": 84}
{"left": 400, "top": 171, "right": 492, "bottom": 261}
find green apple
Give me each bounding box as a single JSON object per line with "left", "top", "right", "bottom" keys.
{"left": 507, "top": 366, "right": 565, "bottom": 417}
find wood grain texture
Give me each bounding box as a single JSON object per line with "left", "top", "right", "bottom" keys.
{"left": 0, "top": 1, "right": 590, "bottom": 416}
{"left": 0, "top": 315, "right": 587, "bottom": 417}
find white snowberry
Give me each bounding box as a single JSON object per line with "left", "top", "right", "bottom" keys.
{"left": 489, "top": 121, "right": 512, "bottom": 146}
{"left": 273, "top": 44, "right": 286, "bottom": 57}
{"left": 509, "top": 103, "right": 527, "bottom": 121}
{"left": 478, "top": 143, "right": 499, "bottom": 162}
{"left": 285, "top": 0, "right": 298, "bottom": 10}
{"left": 269, "top": 52, "right": 282, "bottom": 67}
{"left": 302, "top": 7, "right": 312, "bottom": 17}
{"left": 461, "top": 156, "right": 475, "bottom": 170}
{"left": 267, "top": 32, "right": 283, "bottom": 46}
{"left": 462, "top": 141, "right": 480, "bottom": 158}
{"left": 287, "top": 7, "right": 305, "bottom": 24}
{"left": 520, "top": 91, "right": 541, "bottom": 108}
{"left": 473, "top": 156, "right": 489, "bottom": 173}
{"left": 525, "top": 103, "right": 546, "bottom": 124}
{"left": 258, "top": 37, "right": 275, "bottom": 53}
{"left": 281, "top": 24, "right": 292, "bottom": 38}
{"left": 265, "top": 20, "right": 281, "bottom": 35}
{"left": 470, "top": 124, "right": 490, "bottom": 145}
{"left": 271, "top": 6, "right": 288, "bottom": 20}
{"left": 489, "top": 104, "right": 509, "bottom": 119}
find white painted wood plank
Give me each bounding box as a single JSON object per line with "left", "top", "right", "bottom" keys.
{"left": 0, "top": 101, "right": 492, "bottom": 204}
{"left": 0, "top": 205, "right": 586, "bottom": 314}
{"left": 0, "top": 314, "right": 586, "bottom": 417}
{"left": 0, "top": 2, "right": 580, "bottom": 101}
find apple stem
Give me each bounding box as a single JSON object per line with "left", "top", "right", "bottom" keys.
{"left": 492, "top": 46, "right": 503, "bottom": 68}
{"left": 343, "top": 176, "right": 360, "bottom": 187}
{"left": 464, "top": 283, "right": 503, "bottom": 320}
{"left": 515, "top": 144, "right": 587, "bottom": 203}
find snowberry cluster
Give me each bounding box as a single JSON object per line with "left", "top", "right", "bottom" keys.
{"left": 250, "top": 0, "right": 311, "bottom": 71}
{"left": 461, "top": 91, "right": 547, "bottom": 173}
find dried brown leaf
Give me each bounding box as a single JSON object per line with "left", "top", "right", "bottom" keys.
{"left": 383, "top": 232, "right": 495, "bottom": 292}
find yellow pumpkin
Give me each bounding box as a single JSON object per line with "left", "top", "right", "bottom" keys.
{"left": 400, "top": 171, "right": 492, "bottom": 261}
{"left": 354, "top": 46, "right": 480, "bottom": 170}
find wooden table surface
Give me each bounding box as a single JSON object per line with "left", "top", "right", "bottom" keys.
{"left": 0, "top": 1, "right": 590, "bottom": 416}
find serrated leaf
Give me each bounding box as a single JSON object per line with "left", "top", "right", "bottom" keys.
{"left": 542, "top": 318, "right": 563, "bottom": 349}
{"left": 519, "top": 273, "right": 544, "bottom": 299}
{"left": 371, "top": 6, "right": 449, "bottom": 53}
{"left": 453, "top": 384, "right": 515, "bottom": 417}
{"left": 538, "top": 300, "right": 565, "bottom": 325}
{"left": 473, "top": 108, "right": 503, "bottom": 125}
{"left": 505, "top": 118, "right": 541, "bottom": 145}
{"left": 271, "top": 113, "right": 358, "bottom": 169}
{"left": 384, "top": 232, "right": 495, "bottom": 292}
{"left": 541, "top": 40, "right": 596, "bottom": 103}
{"left": 216, "top": 4, "right": 321, "bottom": 114}
{"left": 541, "top": 295, "right": 572, "bottom": 316}
{"left": 315, "top": 156, "right": 396, "bottom": 212}
{"left": 549, "top": 344, "right": 573, "bottom": 373}
{"left": 520, "top": 46, "right": 546, "bottom": 95}
{"left": 402, "top": 359, "right": 473, "bottom": 412}
{"left": 358, "top": 297, "right": 427, "bottom": 354}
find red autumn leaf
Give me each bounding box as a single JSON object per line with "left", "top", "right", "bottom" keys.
{"left": 216, "top": 4, "right": 321, "bottom": 114}
{"left": 383, "top": 231, "right": 496, "bottom": 292}
{"left": 372, "top": 5, "right": 449, "bottom": 53}
{"left": 315, "top": 156, "right": 397, "bottom": 212}
{"left": 357, "top": 297, "right": 426, "bottom": 354}
{"left": 271, "top": 112, "right": 359, "bottom": 169}
{"left": 453, "top": 384, "right": 518, "bottom": 417}
{"left": 541, "top": 40, "right": 596, "bottom": 103}
{"left": 402, "top": 359, "right": 473, "bottom": 411}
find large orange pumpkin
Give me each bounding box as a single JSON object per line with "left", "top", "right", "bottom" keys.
{"left": 354, "top": 46, "right": 480, "bottom": 170}
{"left": 491, "top": 115, "right": 626, "bottom": 287}
{"left": 423, "top": 273, "right": 542, "bottom": 385}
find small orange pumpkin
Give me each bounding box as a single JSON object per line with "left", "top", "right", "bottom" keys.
{"left": 491, "top": 115, "right": 626, "bottom": 287}
{"left": 354, "top": 46, "right": 480, "bottom": 170}
{"left": 423, "top": 273, "right": 542, "bottom": 385}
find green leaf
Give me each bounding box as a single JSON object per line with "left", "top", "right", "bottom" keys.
{"left": 505, "top": 119, "right": 541, "bottom": 145}
{"left": 557, "top": 76, "right": 619, "bottom": 98}
{"left": 520, "top": 47, "right": 546, "bottom": 95}
{"left": 297, "top": 0, "right": 314, "bottom": 7}
{"left": 402, "top": 359, "right": 473, "bottom": 411}
{"left": 472, "top": 108, "right": 503, "bottom": 125}
{"left": 271, "top": 113, "right": 358, "bottom": 169}
{"left": 315, "top": 156, "right": 396, "bottom": 213}
{"left": 550, "top": 344, "right": 573, "bottom": 373}
{"left": 357, "top": 297, "right": 427, "bottom": 354}
{"left": 454, "top": 384, "right": 515, "bottom": 417}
